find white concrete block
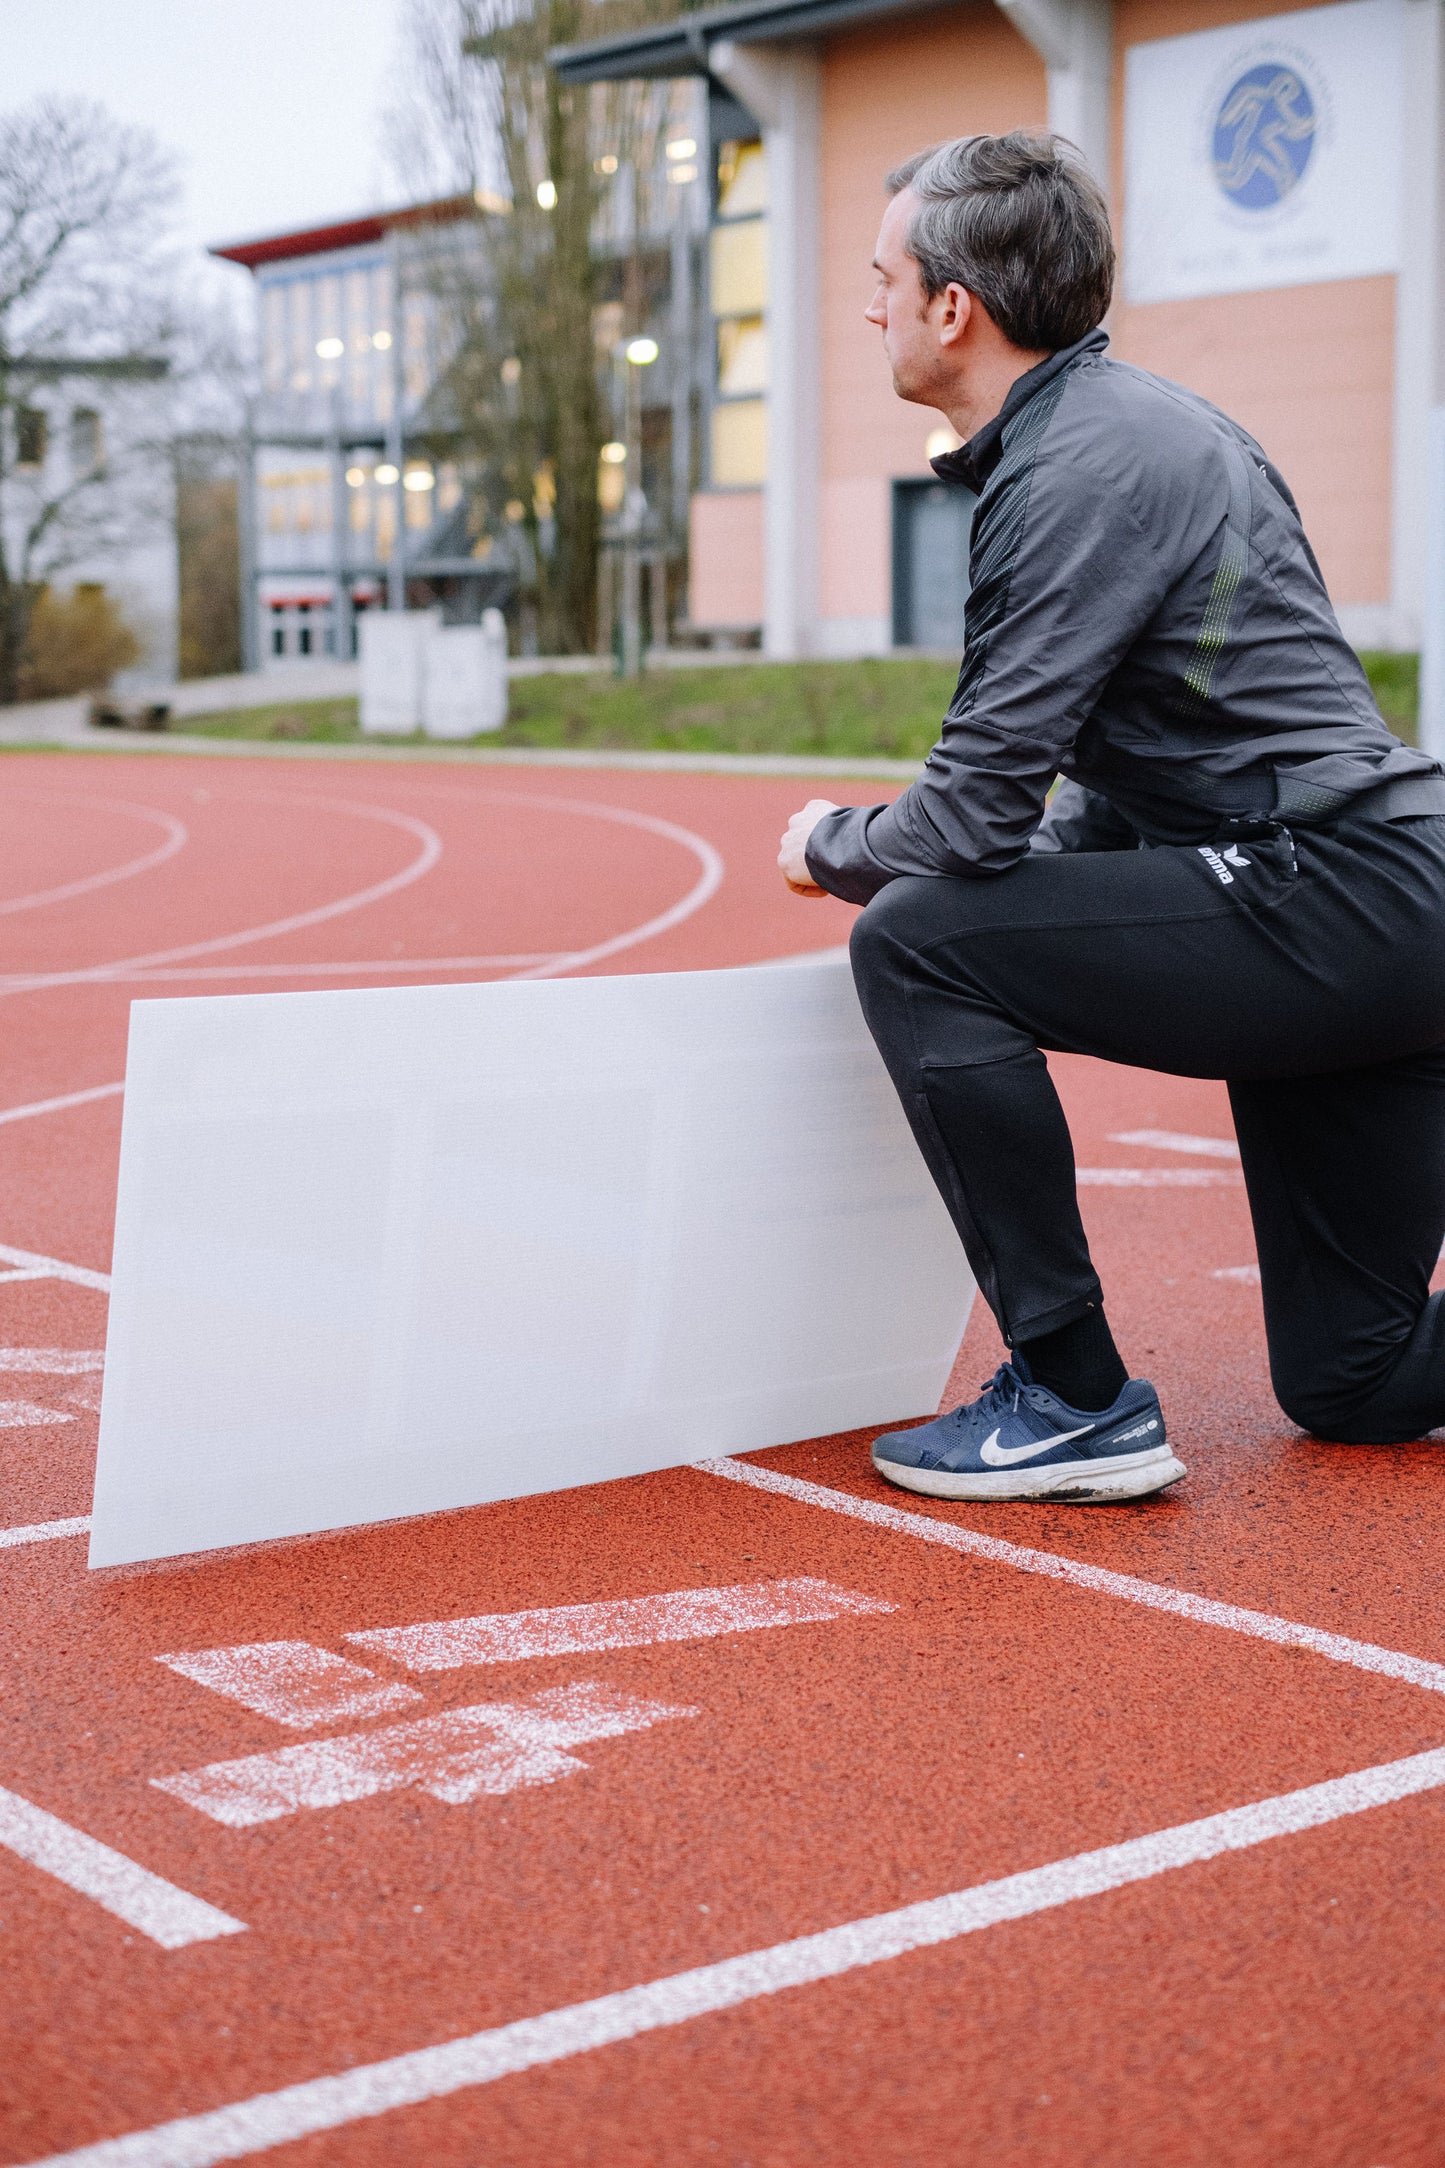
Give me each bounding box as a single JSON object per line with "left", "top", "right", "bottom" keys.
{"left": 358, "top": 610, "right": 437, "bottom": 735}
{"left": 88, "top": 956, "right": 972, "bottom": 1567}
{"left": 422, "top": 611, "right": 508, "bottom": 738}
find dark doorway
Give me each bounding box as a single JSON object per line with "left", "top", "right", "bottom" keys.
{"left": 892, "top": 478, "right": 976, "bottom": 651}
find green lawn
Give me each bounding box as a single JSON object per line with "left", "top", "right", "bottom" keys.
{"left": 176, "top": 650, "right": 1421, "bottom": 757}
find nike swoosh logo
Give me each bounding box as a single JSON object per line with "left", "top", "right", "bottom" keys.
{"left": 979, "top": 1422, "right": 1096, "bottom": 1467}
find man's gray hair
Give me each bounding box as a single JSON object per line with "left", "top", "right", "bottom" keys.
{"left": 886, "top": 130, "right": 1114, "bottom": 352}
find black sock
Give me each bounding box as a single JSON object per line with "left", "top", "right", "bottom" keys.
{"left": 1017, "top": 1304, "right": 1129, "bottom": 1411}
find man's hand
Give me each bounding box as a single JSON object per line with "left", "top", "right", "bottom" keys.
{"left": 778, "top": 799, "right": 840, "bottom": 895}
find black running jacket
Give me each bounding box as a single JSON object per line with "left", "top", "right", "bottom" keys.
{"left": 805, "top": 328, "right": 1441, "bottom": 904}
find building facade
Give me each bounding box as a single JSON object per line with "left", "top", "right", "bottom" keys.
{"left": 213, "top": 203, "right": 513, "bottom": 668}
{"left": 556, "top": 0, "right": 1444, "bottom": 659}
{"left": 2, "top": 357, "right": 178, "bottom": 691}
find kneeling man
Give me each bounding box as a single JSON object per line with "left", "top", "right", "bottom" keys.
{"left": 781, "top": 131, "right": 1445, "bottom": 1504}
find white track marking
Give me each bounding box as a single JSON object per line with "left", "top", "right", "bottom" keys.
{"left": 1213, "top": 1265, "right": 1262, "bottom": 1284}
{"left": 494, "top": 797, "right": 724, "bottom": 980}
{"left": 152, "top": 1682, "right": 696, "bottom": 1828}
{"left": 0, "top": 798, "right": 443, "bottom": 998}
{"left": 40, "top": 1743, "right": 1445, "bottom": 2165}
{"left": 0, "top": 800, "right": 187, "bottom": 918}
{"left": 349, "top": 1576, "right": 893, "bottom": 1672}
{"left": 1076, "top": 1168, "right": 1243, "bottom": 1187}
{"left": 118, "top": 956, "right": 557, "bottom": 983}
{"left": 0, "top": 1515, "right": 90, "bottom": 1549}
{"left": 0, "top": 1784, "right": 245, "bottom": 1950}
{"left": 0, "top": 1082, "right": 124, "bottom": 1127}
{"left": 699, "top": 1459, "right": 1445, "bottom": 1698}
{"left": 0, "top": 1400, "right": 72, "bottom": 1427}
{"left": 0, "top": 1243, "right": 110, "bottom": 1293}
{"left": 156, "top": 1643, "right": 423, "bottom": 1729}
{"left": 1108, "top": 1130, "right": 1240, "bottom": 1159}
{"left": 0, "top": 1349, "right": 104, "bottom": 1372}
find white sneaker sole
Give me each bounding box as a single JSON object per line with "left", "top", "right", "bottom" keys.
{"left": 870, "top": 1440, "right": 1187, "bottom": 1503}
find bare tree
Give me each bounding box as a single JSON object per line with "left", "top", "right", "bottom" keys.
{"left": 0, "top": 97, "right": 180, "bottom": 701}
{"left": 387, "top": 0, "right": 682, "bottom": 654}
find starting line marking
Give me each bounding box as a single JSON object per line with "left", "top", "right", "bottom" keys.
{"left": 0, "top": 1083, "right": 125, "bottom": 1128}
{"left": 0, "top": 1516, "right": 91, "bottom": 1550}
{"left": 1108, "top": 1129, "right": 1240, "bottom": 1160}
{"left": 1076, "top": 1167, "right": 1243, "bottom": 1186}
{"left": 0, "top": 1243, "right": 110, "bottom": 1294}
{"left": 348, "top": 1576, "right": 894, "bottom": 1671}
{"left": 699, "top": 1459, "right": 1445, "bottom": 1699}
{"left": 0, "top": 1785, "right": 245, "bottom": 1952}
{"left": 28, "top": 1740, "right": 1445, "bottom": 2167}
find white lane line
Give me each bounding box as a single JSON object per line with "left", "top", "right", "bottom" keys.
{"left": 498, "top": 797, "right": 725, "bottom": 981}
{"left": 0, "top": 1243, "right": 110, "bottom": 1293}
{"left": 1108, "top": 1129, "right": 1240, "bottom": 1160}
{"left": 0, "top": 1401, "right": 73, "bottom": 1427}
{"left": 0, "top": 1784, "right": 245, "bottom": 1950}
{"left": 0, "top": 798, "right": 442, "bottom": 998}
{"left": 1076, "top": 1168, "right": 1243, "bottom": 1187}
{"left": 157, "top": 1643, "right": 424, "bottom": 1729}
{"left": 0, "top": 1515, "right": 91, "bottom": 1550}
{"left": 0, "top": 800, "right": 187, "bottom": 918}
{"left": 37, "top": 1742, "right": 1445, "bottom": 2166}
{"left": 1212, "top": 1264, "right": 1261, "bottom": 1284}
{"left": 0, "top": 1083, "right": 124, "bottom": 1127}
{"left": 152, "top": 1682, "right": 696, "bottom": 1828}
{"left": 119, "top": 955, "right": 558, "bottom": 983}
{"left": 348, "top": 1577, "right": 893, "bottom": 1672}
{"left": 0, "top": 1349, "right": 104, "bottom": 1373}
{"left": 698, "top": 1459, "right": 1445, "bottom": 1698}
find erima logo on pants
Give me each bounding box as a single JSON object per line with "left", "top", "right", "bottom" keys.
{"left": 1198, "top": 843, "right": 1252, "bottom": 885}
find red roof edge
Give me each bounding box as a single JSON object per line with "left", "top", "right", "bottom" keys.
{"left": 209, "top": 196, "right": 475, "bottom": 271}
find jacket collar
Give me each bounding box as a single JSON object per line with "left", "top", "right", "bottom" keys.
{"left": 930, "top": 325, "right": 1109, "bottom": 492}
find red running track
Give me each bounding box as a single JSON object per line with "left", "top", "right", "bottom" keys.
{"left": 2, "top": 751, "right": 1444, "bottom": 2168}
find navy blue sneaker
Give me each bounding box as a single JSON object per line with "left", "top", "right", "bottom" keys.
{"left": 871, "top": 1361, "right": 1185, "bottom": 1502}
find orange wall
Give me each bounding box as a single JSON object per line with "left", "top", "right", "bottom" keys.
{"left": 689, "top": 489, "right": 764, "bottom": 628}
{"left": 1111, "top": 0, "right": 1395, "bottom": 604}
{"left": 817, "top": 8, "right": 1047, "bottom": 627}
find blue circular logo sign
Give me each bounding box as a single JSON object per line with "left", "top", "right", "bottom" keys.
{"left": 1211, "top": 63, "right": 1317, "bottom": 209}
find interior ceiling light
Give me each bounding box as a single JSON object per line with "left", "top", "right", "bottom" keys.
{"left": 344, "top": 466, "right": 368, "bottom": 487}
{"left": 314, "top": 337, "right": 344, "bottom": 360}
{"left": 667, "top": 164, "right": 697, "bottom": 185}
{"left": 665, "top": 138, "right": 697, "bottom": 161}
{"left": 535, "top": 179, "right": 557, "bottom": 209}
{"left": 500, "top": 356, "right": 522, "bottom": 385}
{"left": 625, "top": 336, "right": 659, "bottom": 366}
{"left": 403, "top": 468, "right": 435, "bottom": 491}
{"left": 371, "top": 330, "right": 392, "bottom": 350}
{"left": 600, "top": 441, "right": 627, "bottom": 464}
{"left": 595, "top": 154, "right": 619, "bottom": 175}
{"left": 375, "top": 463, "right": 399, "bottom": 485}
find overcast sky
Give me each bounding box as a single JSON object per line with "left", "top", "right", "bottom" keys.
{"left": 3, "top": 0, "right": 407, "bottom": 297}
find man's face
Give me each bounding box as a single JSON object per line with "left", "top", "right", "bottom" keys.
{"left": 865, "top": 187, "right": 954, "bottom": 407}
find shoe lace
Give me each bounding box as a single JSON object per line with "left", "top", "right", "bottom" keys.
{"left": 945, "top": 1362, "right": 1025, "bottom": 1449}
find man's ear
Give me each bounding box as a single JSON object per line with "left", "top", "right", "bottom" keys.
{"left": 936, "top": 282, "right": 973, "bottom": 350}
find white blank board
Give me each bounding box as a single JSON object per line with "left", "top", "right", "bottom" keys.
{"left": 90, "top": 955, "right": 973, "bottom": 1567}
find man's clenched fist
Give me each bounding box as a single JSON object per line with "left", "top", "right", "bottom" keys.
{"left": 778, "top": 799, "right": 839, "bottom": 895}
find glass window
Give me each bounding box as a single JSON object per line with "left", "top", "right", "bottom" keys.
{"left": 70, "top": 408, "right": 103, "bottom": 476}
{"left": 262, "top": 284, "right": 287, "bottom": 395}
{"left": 709, "top": 221, "right": 767, "bottom": 316}
{"left": 710, "top": 399, "right": 766, "bottom": 488}
{"left": 717, "top": 141, "right": 767, "bottom": 220}
{"left": 15, "top": 407, "right": 47, "bottom": 468}
{"left": 716, "top": 316, "right": 767, "bottom": 397}
{"left": 289, "top": 279, "right": 313, "bottom": 393}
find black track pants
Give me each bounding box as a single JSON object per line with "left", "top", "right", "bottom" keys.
{"left": 848, "top": 812, "right": 1445, "bottom": 1443}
